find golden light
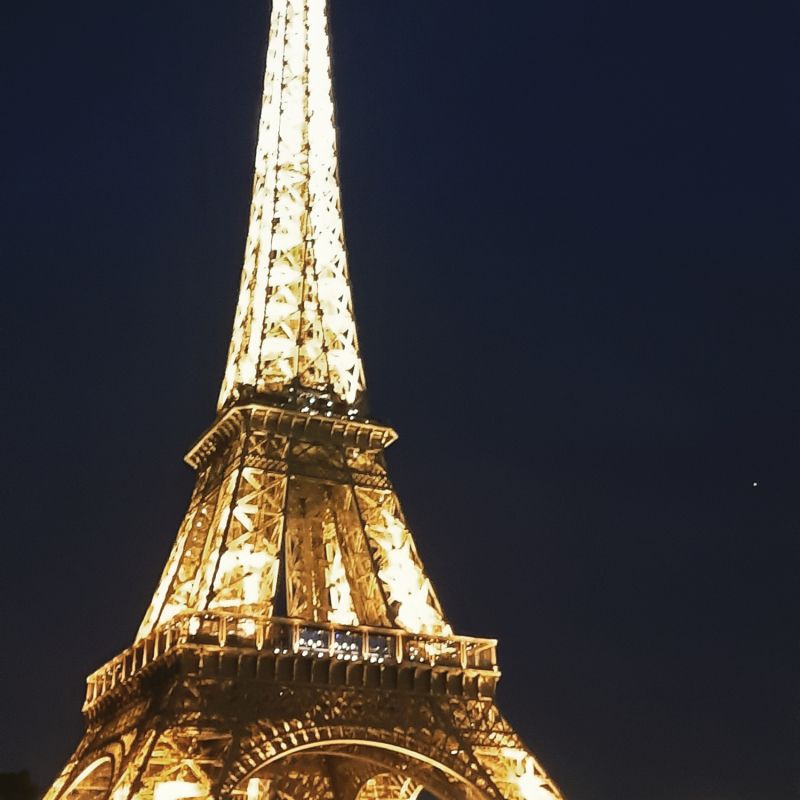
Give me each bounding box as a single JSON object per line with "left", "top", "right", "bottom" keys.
{"left": 501, "top": 749, "right": 557, "bottom": 800}
{"left": 246, "top": 778, "right": 266, "bottom": 800}
{"left": 41, "top": 3, "right": 565, "bottom": 800}
{"left": 153, "top": 781, "right": 205, "bottom": 800}
{"left": 218, "top": 0, "right": 365, "bottom": 409}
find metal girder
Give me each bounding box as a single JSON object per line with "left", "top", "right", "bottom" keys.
{"left": 42, "top": 3, "right": 565, "bottom": 800}
{"left": 218, "top": 0, "right": 364, "bottom": 410}
{"left": 135, "top": 407, "right": 450, "bottom": 639}
{"left": 45, "top": 671, "right": 563, "bottom": 800}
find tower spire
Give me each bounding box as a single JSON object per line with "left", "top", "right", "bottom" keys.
{"left": 219, "top": 0, "right": 365, "bottom": 412}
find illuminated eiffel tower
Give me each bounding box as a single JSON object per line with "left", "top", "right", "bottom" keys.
{"left": 43, "top": 4, "right": 563, "bottom": 800}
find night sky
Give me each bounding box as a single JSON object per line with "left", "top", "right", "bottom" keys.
{"left": 1, "top": 3, "right": 797, "bottom": 799}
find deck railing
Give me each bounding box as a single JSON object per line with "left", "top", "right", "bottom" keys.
{"left": 84, "top": 612, "right": 497, "bottom": 710}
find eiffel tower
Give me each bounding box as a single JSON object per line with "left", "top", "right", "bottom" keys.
{"left": 43, "top": 4, "right": 564, "bottom": 800}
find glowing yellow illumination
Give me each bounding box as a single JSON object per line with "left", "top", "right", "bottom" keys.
{"left": 42, "top": 4, "right": 566, "bottom": 800}
{"left": 246, "top": 779, "right": 265, "bottom": 800}
{"left": 153, "top": 781, "right": 205, "bottom": 800}
{"left": 134, "top": 0, "right": 446, "bottom": 642}
{"left": 325, "top": 536, "right": 359, "bottom": 626}
{"left": 517, "top": 767, "right": 556, "bottom": 800}
{"left": 356, "top": 489, "right": 451, "bottom": 636}
{"left": 219, "top": 0, "right": 365, "bottom": 409}
{"left": 501, "top": 749, "right": 557, "bottom": 800}
{"left": 137, "top": 462, "right": 287, "bottom": 640}
{"left": 357, "top": 775, "right": 421, "bottom": 800}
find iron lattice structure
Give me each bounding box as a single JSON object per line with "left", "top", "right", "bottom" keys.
{"left": 43, "top": 3, "right": 564, "bottom": 800}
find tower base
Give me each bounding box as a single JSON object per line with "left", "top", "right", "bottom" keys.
{"left": 45, "top": 642, "right": 561, "bottom": 800}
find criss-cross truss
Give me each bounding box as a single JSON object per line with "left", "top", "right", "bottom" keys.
{"left": 41, "top": 4, "right": 566, "bottom": 800}
{"left": 135, "top": 406, "right": 451, "bottom": 641}
{"left": 138, "top": 0, "right": 449, "bottom": 645}
{"left": 219, "top": 0, "right": 365, "bottom": 410}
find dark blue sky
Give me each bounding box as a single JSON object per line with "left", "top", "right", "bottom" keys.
{"left": 1, "top": 3, "right": 797, "bottom": 799}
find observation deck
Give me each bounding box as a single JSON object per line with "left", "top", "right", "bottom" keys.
{"left": 84, "top": 612, "right": 499, "bottom": 716}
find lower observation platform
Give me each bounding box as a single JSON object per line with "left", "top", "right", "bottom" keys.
{"left": 84, "top": 613, "right": 499, "bottom": 715}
